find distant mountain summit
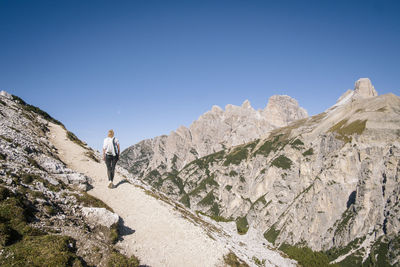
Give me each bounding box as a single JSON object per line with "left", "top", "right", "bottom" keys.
{"left": 120, "top": 94, "right": 308, "bottom": 177}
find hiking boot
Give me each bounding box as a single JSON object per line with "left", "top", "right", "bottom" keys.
{"left": 108, "top": 182, "right": 114, "bottom": 189}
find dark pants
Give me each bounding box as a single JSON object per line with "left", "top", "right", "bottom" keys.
{"left": 105, "top": 155, "right": 118, "bottom": 182}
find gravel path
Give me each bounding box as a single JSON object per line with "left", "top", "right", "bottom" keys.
{"left": 49, "top": 123, "right": 228, "bottom": 267}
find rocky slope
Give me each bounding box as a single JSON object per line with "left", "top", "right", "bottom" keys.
{"left": 120, "top": 95, "right": 308, "bottom": 178}
{"left": 124, "top": 79, "right": 400, "bottom": 266}
{"left": 0, "top": 91, "right": 139, "bottom": 266}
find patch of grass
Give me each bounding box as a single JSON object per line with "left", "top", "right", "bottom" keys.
{"left": 110, "top": 223, "right": 119, "bottom": 244}
{"left": 0, "top": 135, "right": 13, "bottom": 143}
{"left": 165, "top": 172, "right": 185, "bottom": 194}
{"left": 189, "top": 174, "right": 219, "bottom": 196}
{"left": 325, "top": 237, "right": 365, "bottom": 262}
{"left": 44, "top": 205, "right": 57, "bottom": 216}
{"left": 179, "top": 193, "right": 191, "bottom": 208}
{"left": 236, "top": 216, "right": 249, "bottom": 235}
{"left": 198, "top": 191, "right": 215, "bottom": 206}
{"left": 302, "top": 148, "right": 314, "bottom": 156}
{"left": 27, "top": 157, "right": 44, "bottom": 171}
{"left": 225, "top": 185, "right": 232, "bottom": 191}
{"left": 171, "top": 154, "right": 178, "bottom": 170}
{"left": 223, "top": 142, "right": 257, "bottom": 166}
{"left": 252, "top": 256, "right": 266, "bottom": 267}
{"left": 249, "top": 194, "right": 267, "bottom": 211}
{"left": 85, "top": 151, "right": 99, "bottom": 163}
{"left": 223, "top": 252, "right": 249, "bottom": 267}
{"left": 74, "top": 192, "right": 114, "bottom": 212}
{"left": 11, "top": 94, "right": 64, "bottom": 126}
{"left": 20, "top": 173, "right": 40, "bottom": 184}
{"left": 66, "top": 131, "right": 86, "bottom": 148}
{"left": 329, "top": 119, "right": 367, "bottom": 143}
{"left": 0, "top": 235, "right": 84, "bottom": 266}
{"left": 185, "top": 150, "right": 225, "bottom": 170}
{"left": 271, "top": 155, "right": 292, "bottom": 170}
{"left": 107, "top": 250, "right": 140, "bottom": 267}
{"left": 254, "top": 134, "right": 289, "bottom": 157}
{"left": 263, "top": 225, "right": 280, "bottom": 244}
{"left": 291, "top": 139, "right": 304, "bottom": 150}
{"left": 0, "top": 186, "right": 11, "bottom": 201}
{"left": 279, "top": 243, "right": 339, "bottom": 267}
{"left": 229, "top": 170, "right": 238, "bottom": 176}
{"left": 334, "top": 208, "right": 355, "bottom": 236}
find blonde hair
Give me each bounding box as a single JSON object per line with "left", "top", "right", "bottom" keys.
{"left": 108, "top": 129, "right": 114, "bottom": 138}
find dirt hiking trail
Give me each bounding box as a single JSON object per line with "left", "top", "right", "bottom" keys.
{"left": 49, "top": 123, "right": 228, "bottom": 267}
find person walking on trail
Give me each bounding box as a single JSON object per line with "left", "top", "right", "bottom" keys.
{"left": 103, "top": 129, "right": 120, "bottom": 189}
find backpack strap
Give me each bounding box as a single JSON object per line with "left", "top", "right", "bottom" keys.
{"left": 112, "top": 137, "right": 118, "bottom": 156}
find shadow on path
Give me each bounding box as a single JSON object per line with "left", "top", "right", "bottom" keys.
{"left": 118, "top": 218, "right": 135, "bottom": 241}
{"left": 114, "top": 179, "right": 130, "bottom": 188}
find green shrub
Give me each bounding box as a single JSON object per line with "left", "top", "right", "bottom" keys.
{"left": 179, "top": 194, "right": 191, "bottom": 208}
{"left": 271, "top": 155, "right": 292, "bottom": 170}
{"left": 252, "top": 256, "right": 266, "bottom": 267}
{"left": 254, "top": 134, "right": 288, "bottom": 157}
{"left": 302, "top": 148, "right": 314, "bottom": 156}
{"left": 0, "top": 186, "right": 11, "bottom": 201}
{"left": 165, "top": 172, "right": 185, "bottom": 194}
{"left": 225, "top": 185, "right": 232, "bottom": 191}
{"left": 229, "top": 170, "right": 238, "bottom": 176}
{"left": 279, "top": 243, "right": 338, "bottom": 267}
{"left": 185, "top": 150, "right": 225, "bottom": 170}
{"left": 85, "top": 151, "right": 100, "bottom": 163}
{"left": 0, "top": 135, "right": 12, "bottom": 143}
{"left": 27, "top": 157, "right": 44, "bottom": 171}
{"left": 66, "top": 131, "right": 86, "bottom": 148}
{"left": 107, "top": 251, "right": 140, "bottom": 267}
{"left": 291, "top": 139, "right": 304, "bottom": 149}
{"left": 236, "top": 216, "right": 249, "bottom": 235}
{"left": 189, "top": 175, "right": 218, "bottom": 196}
{"left": 21, "top": 173, "right": 39, "bottom": 184}
{"left": 110, "top": 223, "right": 119, "bottom": 244}
{"left": 223, "top": 252, "right": 249, "bottom": 267}
{"left": 0, "top": 152, "right": 6, "bottom": 160}
{"left": 198, "top": 191, "right": 215, "bottom": 206}
{"left": 44, "top": 205, "right": 57, "bottom": 216}
{"left": 263, "top": 225, "right": 280, "bottom": 244}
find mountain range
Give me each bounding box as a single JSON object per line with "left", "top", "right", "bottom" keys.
{"left": 120, "top": 78, "right": 400, "bottom": 266}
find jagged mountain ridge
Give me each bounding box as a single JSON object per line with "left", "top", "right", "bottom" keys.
{"left": 123, "top": 79, "right": 400, "bottom": 266}
{"left": 120, "top": 94, "right": 308, "bottom": 179}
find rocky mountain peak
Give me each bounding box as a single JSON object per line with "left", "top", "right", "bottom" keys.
{"left": 263, "top": 95, "right": 308, "bottom": 128}
{"left": 353, "top": 78, "right": 378, "bottom": 98}
{"left": 241, "top": 99, "right": 252, "bottom": 109}
{"left": 0, "top": 90, "right": 12, "bottom": 99}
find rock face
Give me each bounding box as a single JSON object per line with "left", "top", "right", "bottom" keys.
{"left": 123, "top": 79, "right": 400, "bottom": 266}
{"left": 354, "top": 78, "right": 378, "bottom": 98}
{"left": 120, "top": 95, "right": 308, "bottom": 179}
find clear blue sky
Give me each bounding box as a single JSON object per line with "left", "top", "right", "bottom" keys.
{"left": 1, "top": 0, "right": 399, "bottom": 151}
